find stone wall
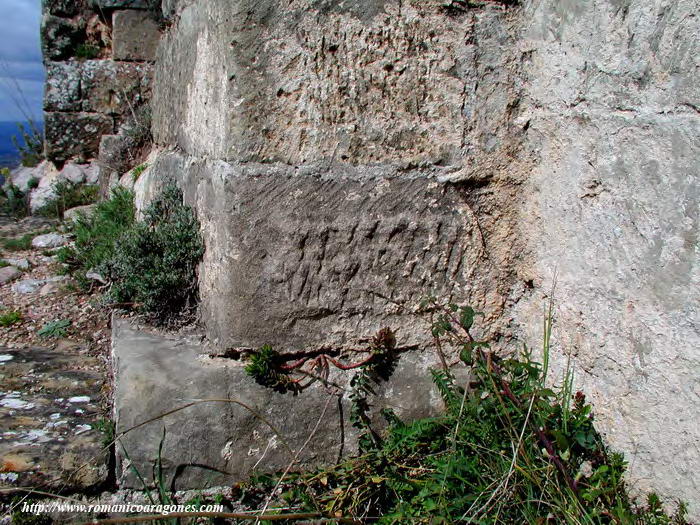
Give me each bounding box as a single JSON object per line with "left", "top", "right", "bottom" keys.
{"left": 40, "top": 0, "right": 698, "bottom": 515}
{"left": 137, "top": 0, "right": 698, "bottom": 514}
{"left": 41, "top": 0, "right": 158, "bottom": 166}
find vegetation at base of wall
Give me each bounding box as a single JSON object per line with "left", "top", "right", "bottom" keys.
{"left": 124, "top": 104, "right": 153, "bottom": 154}
{"left": 131, "top": 163, "right": 149, "bottom": 182}
{"left": 12, "top": 121, "right": 44, "bottom": 168}
{"left": 239, "top": 302, "right": 690, "bottom": 524}
{"left": 0, "top": 181, "right": 36, "bottom": 218}
{"left": 34, "top": 181, "right": 99, "bottom": 219}
{"left": 59, "top": 184, "right": 204, "bottom": 324}
{"left": 57, "top": 187, "right": 135, "bottom": 286}
{"left": 103, "top": 184, "right": 204, "bottom": 324}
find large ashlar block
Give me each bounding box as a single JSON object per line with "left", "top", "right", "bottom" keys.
{"left": 112, "top": 10, "right": 161, "bottom": 61}
{"left": 45, "top": 112, "right": 114, "bottom": 164}
{"left": 169, "top": 159, "right": 491, "bottom": 355}
{"left": 112, "top": 315, "right": 459, "bottom": 488}
{"left": 45, "top": 60, "right": 153, "bottom": 115}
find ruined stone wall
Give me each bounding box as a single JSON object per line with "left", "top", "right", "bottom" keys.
{"left": 41, "top": 0, "right": 698, "bottom": 515}
{"left": 138, "top": 0, "right": 698, "bottom": 513}
{"left": 41, "top": 0, "right": 158, "bottom": 166}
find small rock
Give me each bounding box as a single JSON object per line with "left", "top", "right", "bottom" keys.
{"left": 86, "top": 270, "right": 107, "bottom": 284}
{"left": 31, "top": 233, "right": 68, "bottom": 249}
{"left": 12, "top": 279, "right": 46, "bottom": 294}
{"left": 9, "top": 165, "right": 44, "bottom": 192}
{"left": 75, "top": 424, "right": 92, "bottom": 435}
{"left": 39, "top": 282, "right": 62, "bottom": 295}
{"left": 28, "top": 162, "right": 61, "bottom": 212}
{"left": 84, "top": 164, "right": 100, "bottom": 185}
{"left": 64, "top": 204, "right": 96, "bottom": 223}
{"left": 68, "top": 396, "right": 90, "bottom": 403}
{"left": 59, "top": 162, "right": 86, "bottom": 184}
{"left": 0, "top": 266, "right": 22, "bottom": 284}
{"left": 1, "top": 258, "right": 30, "bottom": 270}
{"left": 119, "top": 171, "right": 136, "bottom": 191}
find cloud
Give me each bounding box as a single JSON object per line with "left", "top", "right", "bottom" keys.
{"left": 0, "top": 61, "right": 45, "bottom": 83}
{"left": 0, "top": 0, "right": 43, "bottom": 122}
{"left": 0, "top": 77, "right": 44, "bottom": 122}
{"left": 0, "top": 0, "right": 43, "bottom": 64}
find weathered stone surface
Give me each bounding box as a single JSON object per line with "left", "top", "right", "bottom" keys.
{"left": 144, "top": 0, "right": 699, "bottom": 516}
{"left": 112, "top": 10, "right": 161, "bottom": 61}
{"left": 91, "top": 0, "right": 150, "bottom": 9}
{"left": 112, "top": 315, "right": 462, "bottom": 489}
{"left": 97, "top": 134, "right": 134, "bottom": 176}
{"left": 153, "top": 0, "right": 519, "bottom": 169}
{"left": 9, "top": 165, "right": 44, "bottom": 193}
{"left": 44, "top": 62, "right": 82, "bottom": 112}
{"left": 60, "top": 162, "right": 86, "bottom": 184}
{"left": 0, "top": 267, "right": 22, "bottom": 285}
{"left": 509, "top": 0, "right": 700, "bottom": 514}
{"left": 0, "top": 345, "right": 108, "bottom": 490}
{"left": 42, "top": 0, "right": 85, "bottom": 17}
{"left": 40, "top": 14, "right": 85, "bottom": 61}
{"left": 45, "top": 111, "right": 114, "bottom": 165}
{"left": 140, "top": 152, "right": 508, "bottom": 354}
{"left": 1, "top": 258, "right": 31, "bottom": 271}
{"left": 31, "top": 233, "right": 69, "bottom": 249}
{"left": 45, "top": 60, "right": 153, "bottom": 115}
{"left": 81, "top": 60, "right": 153, "bottom": 114}
{"left": 12, "top": 276, "right": 68, "bottom": 295}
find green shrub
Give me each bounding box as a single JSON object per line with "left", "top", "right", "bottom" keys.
{"left": 35, "top": 181, "right": 99, "bottom": 219}
{"left": 0, "top": 310, "right": 22, "bottom": 327}
{"left": 37, "top": 319, "right": 71, "bottom": 338}
{"left": 241, "top": 302, "right": 690, "bottom": 524}
{"left": 0, "top": 183, "right": 30, "bottom": 218}
{"left": 102, "top": 184, "right": 204, "bottom": 323}
{"left": 60, "top": 184, "right": 203, "bottom": 323}
{"left": 57, "top": 187, "right": 135, "bottom": 283}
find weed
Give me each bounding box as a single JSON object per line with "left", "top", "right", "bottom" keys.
{"left": 132, "top": 163, "right": 149, "bottom": 182}
{"left": 0, "top": 260, "right": 8, "bottom": 268}
{"left": 11, "top": 121, "right": 44, "bottom": 168}
{"left": 241, "top": 300, "right": 691, "bottom": 524}
{"left": 0, "top": 310, "right": 22, "bottom": 327}
{"left": 27, "top": 176, "right": 39, "bottom": 190}
{"left": 34, "top": 181, "right": 99, "bottom": 219}
{"left": 57, "top": 187, "right": 135, "bottom": 287}
{"left": 0, "top": 183, "right": 31, "bottom": 218}
{"left": 37, "top": 319, "right": 71, "bottom": 338}
{"left": 93, "top": 418, "right": 115, "bottom": 449}
{"left": 123, "top": 104, "right": 153, "bottom": 153}
{"left": 75, "top": 43, "right": 100, "bottom": 59}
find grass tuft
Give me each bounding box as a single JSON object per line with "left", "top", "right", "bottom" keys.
{"left": 0, "top": 310, "right": 22, "bottom": 327}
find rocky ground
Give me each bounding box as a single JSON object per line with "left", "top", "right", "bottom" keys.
{"left": 0, "top": 215, "right": 112, "bottom": 497}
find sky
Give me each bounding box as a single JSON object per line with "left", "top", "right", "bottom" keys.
{"left": 0, "top": 0, "right": 44, "bottom": 123}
